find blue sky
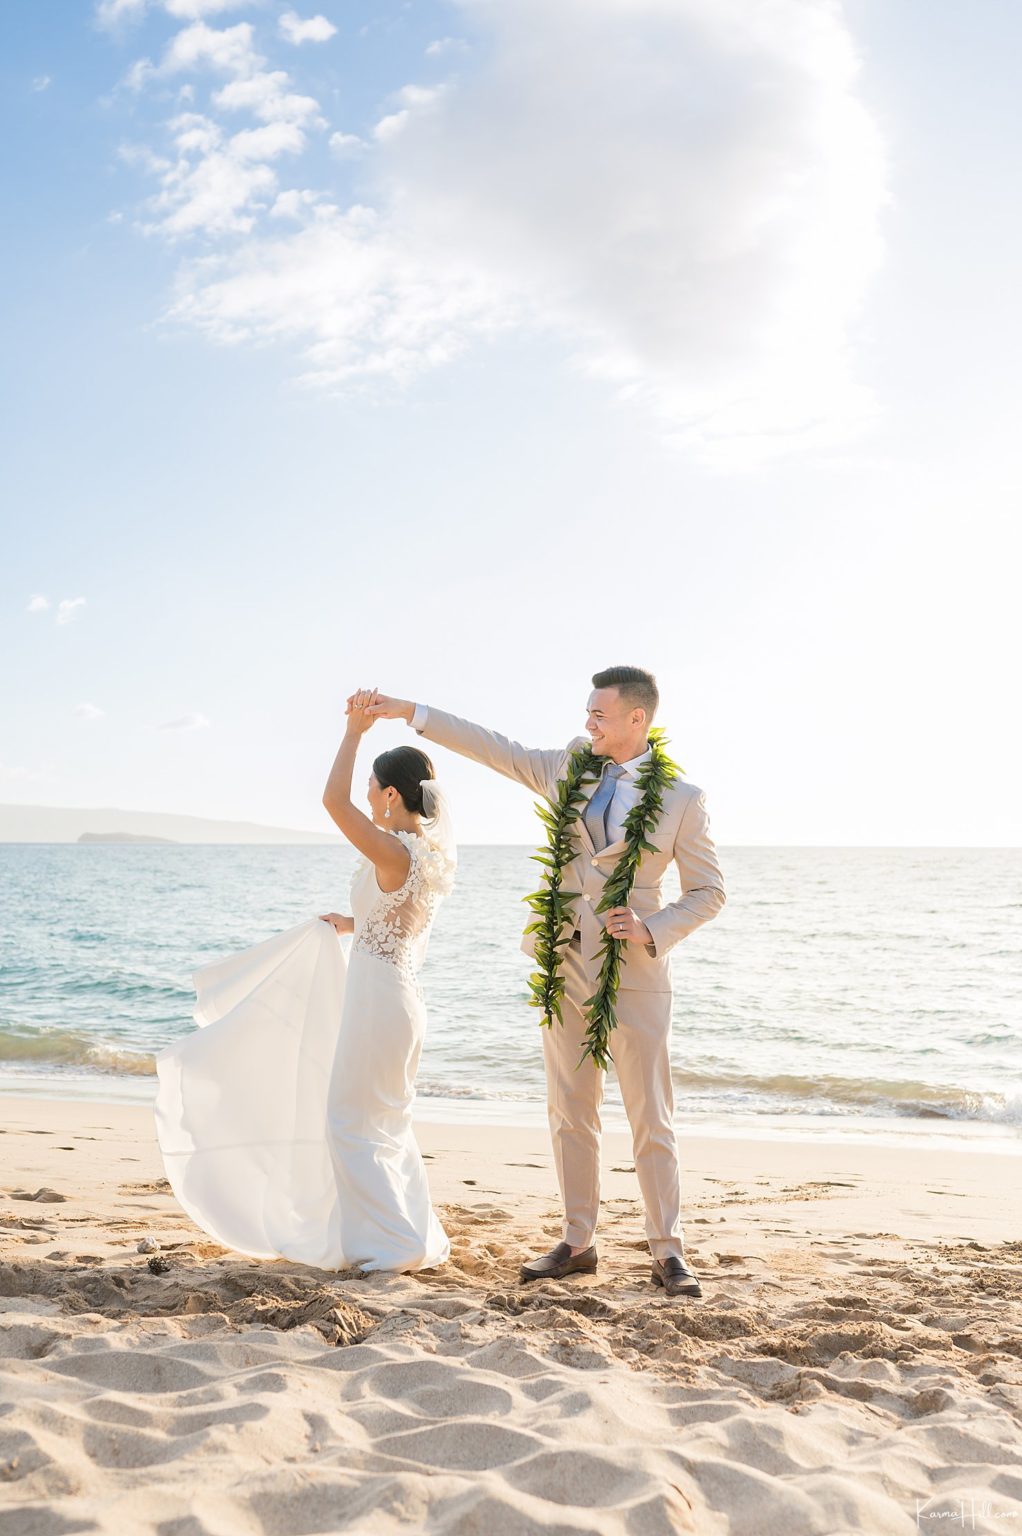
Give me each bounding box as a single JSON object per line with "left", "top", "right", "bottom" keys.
{"left": 2, "top": 0, "right": 1019, "bottom": 845}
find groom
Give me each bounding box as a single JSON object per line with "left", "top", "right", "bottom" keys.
{"left": 365, "top": 668, "right": 726, "bottom": 1299}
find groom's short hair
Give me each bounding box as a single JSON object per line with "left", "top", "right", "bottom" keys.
{"left": 591, "top": 665, "right": 659, "bottom": 723}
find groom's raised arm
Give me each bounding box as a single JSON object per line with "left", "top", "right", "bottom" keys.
{"left": 365, "top": 696, "right": 567, "bottom": 800}
{"left": 643, "top": 785, "right": 727, "bottom": 959}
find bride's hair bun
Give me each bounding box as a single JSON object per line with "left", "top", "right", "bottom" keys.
{"left": 372, "top": 746, "right": 435, "bottom": 816}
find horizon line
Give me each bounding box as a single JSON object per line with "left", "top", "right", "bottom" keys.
{"left": 1, "top": 840, "right": 1019, "bottom": 852}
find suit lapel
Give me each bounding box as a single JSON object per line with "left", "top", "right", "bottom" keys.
{"left": 596, "top": 834, "right": 627, "bottom": 862}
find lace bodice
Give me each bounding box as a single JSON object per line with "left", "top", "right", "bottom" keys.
{"left": 350, "top": 829, "right": 455, "bottom": 982}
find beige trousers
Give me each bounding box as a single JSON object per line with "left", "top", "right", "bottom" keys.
{"left": 542, "top": 934, "right": 686, "bottom": 1262}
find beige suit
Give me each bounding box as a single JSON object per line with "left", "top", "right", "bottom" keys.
{"left": 413, "top": 705, "right": 726, "bottom": 1260}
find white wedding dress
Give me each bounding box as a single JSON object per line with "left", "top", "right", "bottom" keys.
{"left": 153, "top": 827, "right": 454, "bottom": 1273}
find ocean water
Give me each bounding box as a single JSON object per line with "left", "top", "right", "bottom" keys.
{"left": 1, "top": 844, "right": 1019, "bottom": 1150}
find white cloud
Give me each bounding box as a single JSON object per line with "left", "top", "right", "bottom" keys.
{"left": 110, "top": 16, "right": 324, "bottom": 242}
{"left": 165, "top": 202, "right": 495, "bottom": 384}
{"left": 270, "top": 187, "right": 323, "bottom": 218}
{"left": 169, "top": 110, "right": 222, "bottom": 154}
{"left": 163, "top": 0, "right": 251, "bottom": 17}
{"left": 96, "top": 0, "right": 251, "bottom": 25}
{"left": 56, "top": 598, "right": 87, "bottom": 625}
{"left": 361, "top": 0, "right": 887, "bottom": 462}
{"left": 112, "top": 0, "right": 887, "bottom": 463}
{"left": 122, "top": 58, "right": 156, "bottom": 93}
{"left": 32, "top": 75, "right": 52, "bottom": 92}
{"left": 329, "top": 131, "right": 366, "bottom": 160}
{"left": 155, "top": 712, "right": 210, "bottom": 730}
{"left": 26, "top": 594, "right": 50, "bottom": 612}
{"left": 212, "top": 71, "right": 323, "bottom": 125}
{"left": 161, "top": 20, "right": 260, "bottom": 75}
{"left": 372, "top": 112, "right": 406, "bottom": 144}
{"left": 144, "top": 151, "right": 278, "bottom": 237}
{"left": 118, "top": 140, "right": 174, "bottom": 175}
{"left": 425, "top": 38, "right": 467, "bottom": 58}
{"left": 138, "top": 112, "right": 307, "bottom": 237}
{"left": 121, "top": 32, "right": 324, "bottom": 238}
{"left": 229, "top": 121, "right": 305, "bottom": 160}
{"left": 279, "top": 11, "right": 336, "bottom": 46}
{"left": 95, "top": 0, "right": 148, "bottom": 29}
{"left": 0, "top": 755, "right": 57, "bottom": 785}
{"left": 75, "top": 702, "right": 107, "bottom": 720}
{"left": 372, "top": 84, "right": 444, "bottom": 143}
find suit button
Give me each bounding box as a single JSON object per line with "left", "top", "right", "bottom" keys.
{"left": 583, "top": 893, "right": 592, "bottom": 903}
{"left": 591, "top": 858, "right": 598, "bottom": 866}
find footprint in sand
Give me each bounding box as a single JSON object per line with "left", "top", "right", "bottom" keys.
{"left": 490, "top": 1291, "right": 618, "bottom": 1321}
{"left": 10, "top": 1188, "right": 67, "bottom": 1204}
{"left": 375, "top": 1419, "right": 542, "bottom": 1472}
{"left": 48, "top": 1349, "right": 214, "bottom": 1393}
{"left": 370, "top": 1359, "right": 515, "bottom": 1418}
{"left": 504, "top": 1446, "right": 652, "bottom": 1510}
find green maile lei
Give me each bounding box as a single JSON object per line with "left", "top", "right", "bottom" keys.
{"left": 523, "top": 727, "right": 681, "bottom": 1071}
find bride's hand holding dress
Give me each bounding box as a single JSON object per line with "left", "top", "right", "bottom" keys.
{"left": 318, "top": 912, "right": 353, "bottom": 934}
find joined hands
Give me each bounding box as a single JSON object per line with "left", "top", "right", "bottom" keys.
{"left": 345, "top": 690, "right": 414, "bottom": 724}
{"left": 344, "top": 687, "right": 381, "bottom": 735}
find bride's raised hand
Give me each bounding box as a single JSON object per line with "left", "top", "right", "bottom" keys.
{"left": 344, "top": 687, "right": 380, "bottom": 735}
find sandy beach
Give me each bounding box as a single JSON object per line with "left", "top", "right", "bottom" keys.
{"left": 2, "top": 1097, "right": 1021, "bottom": 1534}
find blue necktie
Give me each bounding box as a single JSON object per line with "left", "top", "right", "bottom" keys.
{"left": 584, "top": 763, "right": 624, "bottom": 851}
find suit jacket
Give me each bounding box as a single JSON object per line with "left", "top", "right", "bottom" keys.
{"left": 414, "top": 706, "right": 726, "bottom": 993}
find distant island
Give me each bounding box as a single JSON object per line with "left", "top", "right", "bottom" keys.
{"left": 78, "top": 831, "right": 180, "bottom": 844}
{"left": 1, "top": 804, "right": 342, "bottom": 845}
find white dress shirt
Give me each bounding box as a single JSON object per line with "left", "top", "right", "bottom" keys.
{"left": 599, "top": 748, "right": 651, "bottom": 845}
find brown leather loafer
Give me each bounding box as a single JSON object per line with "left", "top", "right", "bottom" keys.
{"left": 651, "top": 1254, "right": 702, "bottom": 1298}
{"left": 519, "top": 1241, "right": 598, "bottom": 1283}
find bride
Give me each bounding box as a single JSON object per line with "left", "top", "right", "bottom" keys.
{"left": 153, "top": 687, "right": 456, "bottom": 1274}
